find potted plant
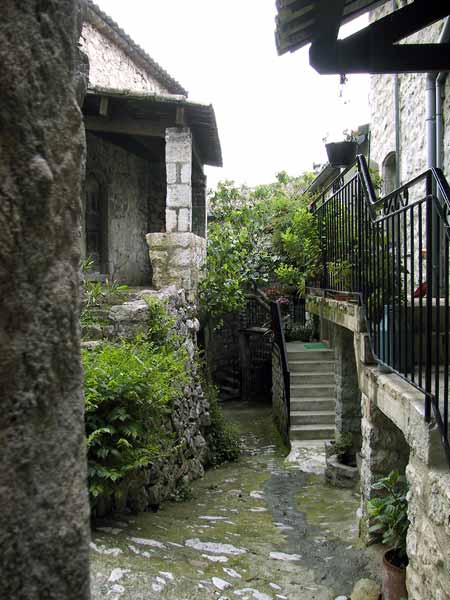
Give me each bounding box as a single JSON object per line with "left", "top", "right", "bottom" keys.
{"left": 324, "top": 129, "right": 358, "bottom": 168}
{"left": 367, "top": 470, "right": 409, "bottom": 600}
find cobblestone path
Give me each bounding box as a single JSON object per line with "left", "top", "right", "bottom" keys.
{"left": 91, "top": 402, "right": 373, "bottom": 599}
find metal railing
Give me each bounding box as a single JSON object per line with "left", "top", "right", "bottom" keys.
{"left": 311, "top": 155, "right": 450, "bottom": 468}
{"left": 271, "top": 300, "right": 291, "bottom": 429}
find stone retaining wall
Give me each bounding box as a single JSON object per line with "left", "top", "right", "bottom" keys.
{"left": 83, "top": 286, "right": 212, "bottom": 516}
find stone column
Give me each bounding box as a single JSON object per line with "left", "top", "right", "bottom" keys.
{"left": 165, "top": 127, "right": 192, "bottom": 233}
{"left": 0, "top": 1, "right": 91, "bottom": 598}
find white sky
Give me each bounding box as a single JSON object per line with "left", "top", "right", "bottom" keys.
{"left": 94, "top": 0, "right": 370, "bottom": 189}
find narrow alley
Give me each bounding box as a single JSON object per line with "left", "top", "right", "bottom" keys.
{"left": 91, "top": 402, "right": 375, "bottom": 600}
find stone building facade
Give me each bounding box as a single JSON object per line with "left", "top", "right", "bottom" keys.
{"left": 79, "top": 1, "right": 222, "bottom": 294}
{"left": 369, "top": 6, "right": 450, "bottom": 189}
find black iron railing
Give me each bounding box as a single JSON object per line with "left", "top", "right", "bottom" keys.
{"left": 271, "top": 299, "right": 291, "bottom": 428}
{"left": 311, "top": 155, "right": 450, "bottom": 468}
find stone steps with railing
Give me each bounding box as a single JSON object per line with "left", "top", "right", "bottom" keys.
{"left": 287, "top": 342, "right": 336, "bottom": 441}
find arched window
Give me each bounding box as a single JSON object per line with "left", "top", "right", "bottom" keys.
{"left": 85, "top": 173, "right": 106, "bottom": 272}
{"left": 382, "top": 152, "right": 397, "bottom": 195}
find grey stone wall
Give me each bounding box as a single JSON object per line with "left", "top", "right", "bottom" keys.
{"left": 83, "top": 287, "right": 211, "bottom": 515}
{"left": 369, "top": 7, "right": 449, "bottom": 182}
{"left": 272, "top": 344, "right": 289, "bottom": 444}
{"left": 80, "top": 22, "right": 171, "bottom": 95}
{"left": 85, "top": 132, "right": 153, "bottom": 285}
{"left": 406, "top": 457, "right": 450, "bottom": 600}
{"left": 0, "top": 1, "right": 91, "bottom": 597}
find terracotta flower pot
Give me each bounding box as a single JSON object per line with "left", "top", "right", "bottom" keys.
{"left": 382, "top": 549, "right": 407, "bottom": 600}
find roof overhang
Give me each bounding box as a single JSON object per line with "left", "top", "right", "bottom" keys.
{"left": 83, "top": 87, "right": 223, "bottom": 168}
{"left": 275, "top": 0, "right": 450, "bottom": 74}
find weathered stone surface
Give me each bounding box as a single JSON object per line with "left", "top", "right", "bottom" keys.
{"left": 0, "top": 1, "right": 90, "bottom": 597}
{"left": 325, "top": 456, "right": 359, "bottom": 489}
{"left": 85, "top": 132, "right": 151, "bottom": 285}
{"left": 146, "top": 232, "right": 206, "bottom": 302}
{"left": 406, "top": 457, "right": 450, "bottom": 600}
{"left": 350, "top": 578, "right": 380, "bottom": 600}
{"left": 80, "top": 21, "right": 170, "bottom": 95}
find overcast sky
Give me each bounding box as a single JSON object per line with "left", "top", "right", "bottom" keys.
{"left": 94, "top": 0, "right": 370, "bottom": 188}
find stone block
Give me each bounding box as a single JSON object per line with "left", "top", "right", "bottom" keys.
{"left": 165, "top": 127, "right": 192, "bottom": 163}
{"left": 166, "top": 208, "right": 178, "bottom": 232}
{"left": 167, "top": 183, "right": 191, "bottom": 209}
{"left": 177, "top": 208, "right": 191, "bottom": 232}
{"left": 166, "top": 162, "right": 177, "bottom": 185}
{"left": 180, "top": 162, "right": 192, "bottom": 184}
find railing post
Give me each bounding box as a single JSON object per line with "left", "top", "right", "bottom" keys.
{"left": 425, "top": 172, "right": 433, "bottom": 422}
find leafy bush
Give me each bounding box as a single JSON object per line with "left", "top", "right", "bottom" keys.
{"left": 200, "top": 172, "right": 319, "bottom": 319}
{"left": 202, "top": 375, "right": 240, "bottom": 466}
{"left": 367, "top": 470, "right": 409, "bottom": 566}
{"left": 83, "top": 302, "right": 188, "bottom": 507}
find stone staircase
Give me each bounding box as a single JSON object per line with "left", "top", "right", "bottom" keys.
{"left": 287, "top": 342, "right": 336, "bottom": 441}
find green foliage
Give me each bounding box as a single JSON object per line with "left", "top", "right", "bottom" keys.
{"left": 367, "top": 470, "right": 409, "bottom": 566}
{"left": 202, "top": 374, "right": 240, "bottom": 466}
{"left": 200, "top": 172, "right": 319, "bottom": 318}
{"left": 82, "top": 300, "right": 188, "bottom": 508}
{"left": 284, "top": 321, "right": 313, "bottom": 342}
{"left": 327, "top": 260, "right": 353, "bottom": 289}
{"left": 329, "top": 432, "right": 353, "bottom": 459}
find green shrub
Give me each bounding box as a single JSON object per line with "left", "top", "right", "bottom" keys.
{"left": 83, "top": 332, "right": 188, "bottom": 508}
{"left": 202, "top": 375, "right": 240, "bottom": 466}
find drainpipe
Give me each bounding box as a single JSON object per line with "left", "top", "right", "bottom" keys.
{"left": 392, "top": 1, "right": 401, "bottom": 187}
{"left": 426, "top": 17, "right": 450, "bottom": 295}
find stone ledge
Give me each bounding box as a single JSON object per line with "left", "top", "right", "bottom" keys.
{"left": 359, "top": 364, "right": 445, "bottom": 468}
{"left": 306, "top": 295, "right": 366, "bottom": 333}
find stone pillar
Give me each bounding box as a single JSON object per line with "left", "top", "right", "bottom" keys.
{"left": 165, "top": 127, "right": 192, "bottom": 233}
{"left": 0, "top": 1, "right": 91, "bottom": 598}
{"left": 334, "top": 324, "right": 362, "bottom": 453}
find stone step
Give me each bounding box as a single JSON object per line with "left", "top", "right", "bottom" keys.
{"left": 291, "top": 372, "right": 335, "bottom": 385}
{"left": 290, "top": 410, "right": 335, "bottom": 425}
{"left": 290, "top": 383, "right": 336, "bottom": 397}
{"left": 289, "top": 360, "right": 335, "bottom": 373}
{"left": 290, "top": 424, "right": 335, "bottom": 441}
{"left": 291, "top": 398, "right": 336, "bottom": 412}
{"left": 287, "top": 349, "right": 335, "bottom": 361}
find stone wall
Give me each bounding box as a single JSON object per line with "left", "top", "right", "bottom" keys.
{"left": 272, "top": 344, "right": 289, "bottom": 444}
{"left": 307, "top": 295, "right": 450, "bottom": 599}
{"left": 85, "top": 132, "right": 154, "bottom": 285}
{"left": 369, "top": 6, "right": 450, "bottom": 182}
{"left": 0, "top": 1, "right": 91, "bottom": 597}
{"left": 406, "top": 457, "right": 450, "bottom": 600}
{"left": 83, "top": 286, "right": 212, "bottom": 515}
{"left": 80, "top": 21, "right": 170, "bottom": 94}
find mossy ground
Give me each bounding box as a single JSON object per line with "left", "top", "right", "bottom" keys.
{"left": 90, "top": 402, "right": 374, "bottom": 599}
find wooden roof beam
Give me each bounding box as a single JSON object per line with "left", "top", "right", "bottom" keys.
{"left": 310, "top": 0, "right": 450, "bottom": 74}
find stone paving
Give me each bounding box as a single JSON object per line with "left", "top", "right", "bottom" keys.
{"left": 90, "top": 402, "right": 378, "bottom": 599}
